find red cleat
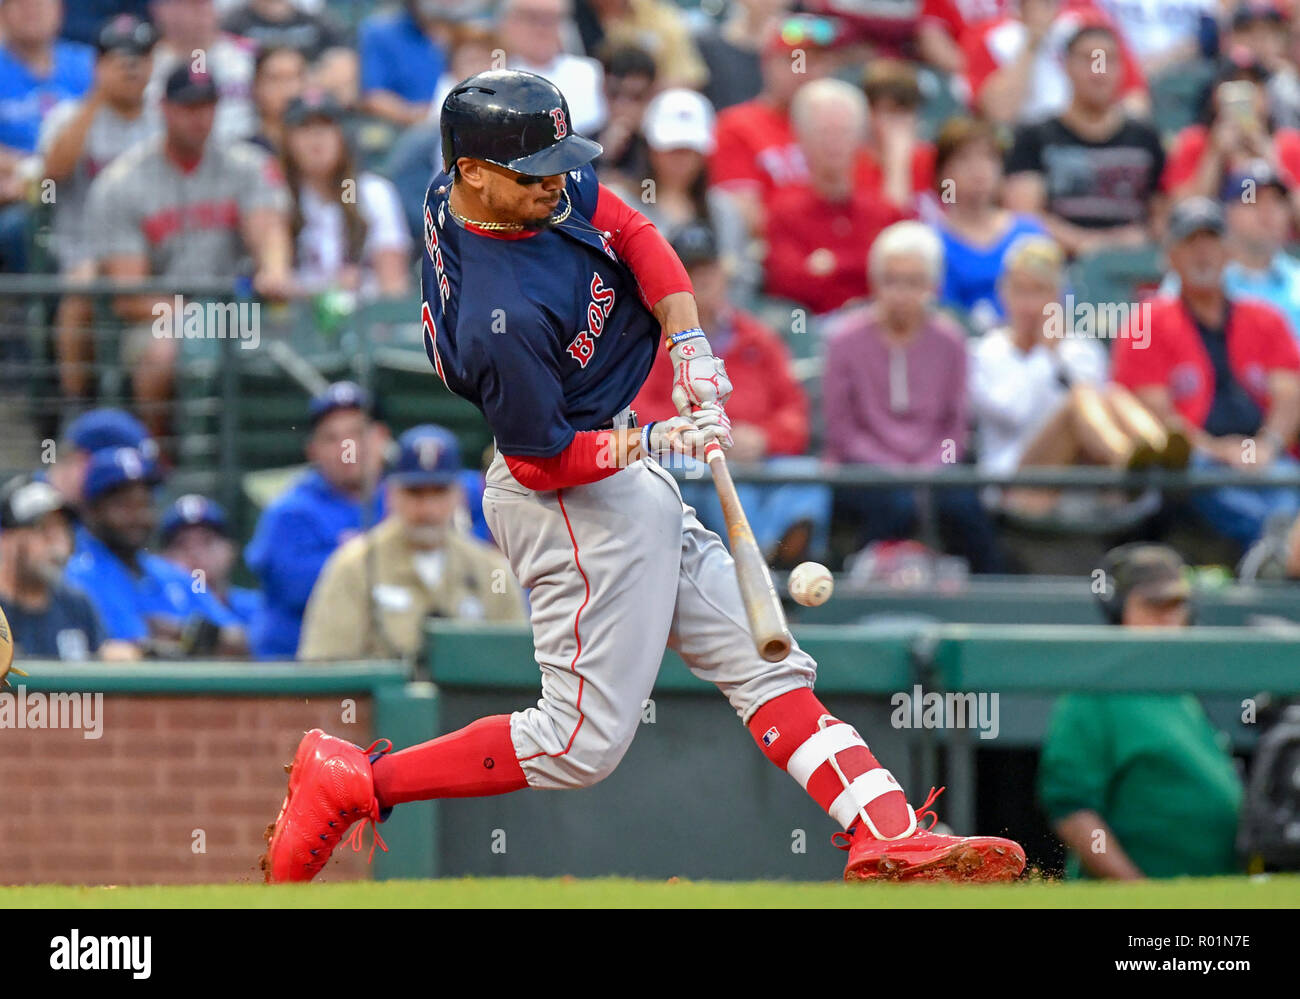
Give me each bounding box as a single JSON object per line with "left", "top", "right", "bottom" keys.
{"left": 835, "top": 787, "right": 1026, "bottom": 883}
{"left": 261, "top": 729, "right": 392, "bottom": 884}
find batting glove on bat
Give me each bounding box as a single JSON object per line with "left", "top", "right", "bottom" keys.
{"left": 643, "top": 411, "right": 728, "bottom": 461}
{"left": 667, "top": 328, "right": 732, "bottom": 418}
{"left": 690, "top": 402, "right": 733, "bottom": 451}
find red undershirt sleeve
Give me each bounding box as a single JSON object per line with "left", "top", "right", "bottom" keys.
{"left": 592, "top": 184, "right": 693, "bottom": 312}
{"left": 502, "top": 430, "right": 625, "bottom": 491}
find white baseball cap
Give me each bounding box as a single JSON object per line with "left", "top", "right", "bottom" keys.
{"left": 643, "top": 88, "right": 716, "bottom": 154}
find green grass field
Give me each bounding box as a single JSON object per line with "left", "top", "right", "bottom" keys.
{"left": 2, "top": 875, "right": 1297, "bottom": 908}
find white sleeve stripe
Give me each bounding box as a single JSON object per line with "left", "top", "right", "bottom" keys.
{"left": 785, "top": 723, "right": 864, "bottom": 788}
{"left": 827, "top": 769, "right": 906, "bottom": 829}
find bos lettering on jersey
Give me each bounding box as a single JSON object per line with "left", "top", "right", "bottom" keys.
{"left": 422, "top": 202, "right": 451, "bottom": 387}
{"left": 418, "top": 164, "right": 658, "bottom": 458}
{"left": 565, "top": 273, "right": 616, "bottom": 369}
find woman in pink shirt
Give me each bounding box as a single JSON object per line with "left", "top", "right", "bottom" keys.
{"left": 823, "top": 221, "right": 1006, "bottom": 572}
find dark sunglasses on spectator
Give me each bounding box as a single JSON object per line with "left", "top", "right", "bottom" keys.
{"left": 779, "top": 15, "right": 840, "bottom": 47}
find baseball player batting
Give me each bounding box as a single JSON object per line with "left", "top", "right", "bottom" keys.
{"left": 262, "top": 70, "right": 1026, "bottom": 883}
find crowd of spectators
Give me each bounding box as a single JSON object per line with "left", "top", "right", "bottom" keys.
{"left": 2, "top": 0, "right": 1300, "bottom": 615}
{"left": 2, "top": 1, "right": 1298, "bottom": 884}
{"left": 0, "top": 394, "right": 525, "bottom": 662}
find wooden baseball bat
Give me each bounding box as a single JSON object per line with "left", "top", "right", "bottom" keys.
{"left": 704, "top": 441, "right": 794, "bottom": 662}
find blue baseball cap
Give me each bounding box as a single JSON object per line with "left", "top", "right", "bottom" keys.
{"left": 83, "top": 446, "right": 162, "bottom": 503}
{"left": 308, "top": 381, "right": 372, "bottom": 427}
{"left": 389, "top": 425, "right": 462, "bottom": 487}
{"left": 1221, "top": 160, "right": 1290, "bottom": 203}
{"left": 161, "top": 494, "right": 231, "bottom": 545}
{"left": 64, "top": 408, "right": 157, "bottom": 459}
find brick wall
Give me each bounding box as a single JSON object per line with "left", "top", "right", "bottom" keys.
{"left": 0, "top": 695, "right": 377, "bottom": 885}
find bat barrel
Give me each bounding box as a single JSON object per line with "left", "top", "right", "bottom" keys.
{"left": 708, "top": 447, "right": 794, "bottom": 663}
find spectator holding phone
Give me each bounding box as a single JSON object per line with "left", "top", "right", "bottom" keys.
{"left": 1163, "top": 54, "right": 1300, "bottom": 220}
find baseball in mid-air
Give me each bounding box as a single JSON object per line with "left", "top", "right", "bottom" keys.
{"left": 788, "top": 562, "right": 833, "bottom": 607}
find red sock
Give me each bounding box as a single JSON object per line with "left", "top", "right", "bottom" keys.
{"left": 747, "top": 688, "right": 914, "bottom": 838}
{"left": 372, "top": 715, "right": 528, "bottom": 809}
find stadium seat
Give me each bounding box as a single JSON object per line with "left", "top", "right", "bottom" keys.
{"left": 1149, "top": 60, "right": 1216, "bottom": 143}
{"left": 1067, "top": 244, "right": 1164, "bottom": 321}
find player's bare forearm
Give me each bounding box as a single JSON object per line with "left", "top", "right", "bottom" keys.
{"left": 653, "top": 291, "right": 700, "bottom": 340}
{"left": 1054, "top": 810, "right": 1145, "bottom": 880}
{"left": 606, "top": 427, "right": 645, "bottom": 467}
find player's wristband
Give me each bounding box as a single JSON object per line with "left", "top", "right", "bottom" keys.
{"left": 641, "top": 421, "right": 656, "bottom": 458}
{"left": 664, "top": 327, "right": 705, "bottom": 351}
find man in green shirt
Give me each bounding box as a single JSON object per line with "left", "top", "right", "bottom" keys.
{"left": 1038, "top": 544, "right": 1244, "bottom": 879}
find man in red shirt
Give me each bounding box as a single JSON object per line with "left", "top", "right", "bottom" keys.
{"left": 1112, "top": 197, "right": 1300, "bottom": 545}
{"left": 761, "top": 78, "right": 904, "bottom": 315}
{"left": 633, "top": 223, "right": 830, "bottom": 566}
{"left": 709, "top": 13, "right": 846, "bottom": 236}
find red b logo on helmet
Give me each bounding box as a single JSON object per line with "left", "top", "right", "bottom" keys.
{"left": 549, "top": 107, "right": 568, "bottom": 139}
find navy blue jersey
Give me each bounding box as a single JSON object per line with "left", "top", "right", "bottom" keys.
{"left": 420, "top": 164, "right": 659, "bottom": 457}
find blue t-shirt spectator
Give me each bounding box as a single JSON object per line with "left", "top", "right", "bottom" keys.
{"left": 0, "top": 39, "right": 92, "bottom": 152}
{"left": 3, "top": 581, "right": 102, "bottom": 660}
{"left": 244, "top": 469, "right": 382, "bottom": 659}
{"left": 938, "top": 215, "right": 1045, "bottom": 331}
{"left": 458, "top": 468, "right": 491, "bottom": 544}
{"left": 65, "top": 528, "right": 238, "bottom": 643}
{"left": 359, "top": 8, "right": 445, "bottom": 106}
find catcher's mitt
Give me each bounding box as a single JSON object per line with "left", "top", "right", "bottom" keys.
{"left": 0, "top": 603, "right": 25, "bottom": 691}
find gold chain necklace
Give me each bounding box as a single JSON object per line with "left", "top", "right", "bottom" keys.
{"left": 447, "top": 190, "right": 573, "bottom": 232}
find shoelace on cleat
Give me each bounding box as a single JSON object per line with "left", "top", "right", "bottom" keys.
{"left": 350, "top": 740, "right": 394, "bottom": 861}
{"left": 831, "top": 785, "right": 947, "bottom": 850}
{"left": 344, "top": 799, "right": 389, "bottom": 864}
{"left": 913, "top": 785, "right": 945, "bottom": 832}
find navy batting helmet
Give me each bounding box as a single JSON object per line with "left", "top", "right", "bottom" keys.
{"left": 439, "top": 70, "right": 603, "bottom": 177}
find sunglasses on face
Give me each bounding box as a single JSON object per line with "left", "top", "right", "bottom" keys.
{"left": 481, "top": 160, "right": 552, "bottom": 186}
{"left": 779, "top": 16, "right": 840, "bottom": 47}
